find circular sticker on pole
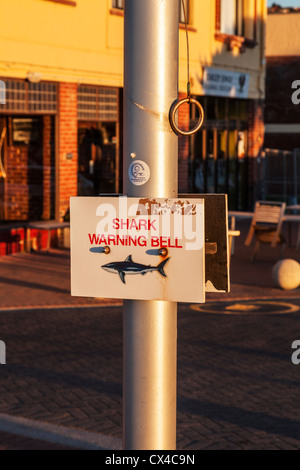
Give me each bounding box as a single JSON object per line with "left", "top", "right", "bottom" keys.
{"left": 128, "top": 160, "right": 150, "bottom": 186}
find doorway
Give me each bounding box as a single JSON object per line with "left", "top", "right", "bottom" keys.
{"left": 78, "top": 121, "right": 119, "bottom": 196}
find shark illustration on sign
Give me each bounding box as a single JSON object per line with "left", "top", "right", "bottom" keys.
{"left": 102, "top": 255, "right": 170, "bottom": 284}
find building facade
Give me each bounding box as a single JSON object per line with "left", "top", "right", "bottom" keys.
{"left": 261, "top": 8, "right": 300, "bottom": 204}
{"left": 189, "top": 0, "right": 266, "bottom": 210}
{"left": 265, "top": 9, "right": 300, "bottom": 151}
{"left": 0, "top": 0, "right": 266, "bottom": 244}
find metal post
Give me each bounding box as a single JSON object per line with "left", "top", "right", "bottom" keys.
{"left": 123, "top": 0, "right": 179, "bottom": 450}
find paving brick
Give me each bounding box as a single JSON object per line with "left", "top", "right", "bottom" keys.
{"left": 0, "top": 223, "right": 299, "bottom": 449}
{"left": 0, "top": 431, "right": 79, "bottom": 450}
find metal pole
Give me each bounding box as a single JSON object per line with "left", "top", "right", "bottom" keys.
{"left": 123, "top": 0, "right": 179, "bottom": 450}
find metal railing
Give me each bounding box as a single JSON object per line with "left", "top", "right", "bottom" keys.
{"left": 261, "top": 148, "right": 300, "bottom": 204}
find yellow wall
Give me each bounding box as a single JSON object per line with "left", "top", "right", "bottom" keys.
{"left": 266, "top": 12, "right": 300, "bottom": 56}
{"left": 0, "top": 0, "right": 124, "bottom": 87}
{"left": 0, "top": 0, "right": 266, "bottom": 98}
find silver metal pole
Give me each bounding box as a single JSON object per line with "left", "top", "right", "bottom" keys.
{"left": 123, "top": 0, "right": 179, "bottom": 450}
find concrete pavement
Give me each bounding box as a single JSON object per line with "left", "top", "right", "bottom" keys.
{"left": 0, "top": 220, "right": 299, "bottom": 450}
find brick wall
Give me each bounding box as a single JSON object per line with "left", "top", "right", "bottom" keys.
{"left": 57, "top": 82, "right": 78, "bottom": 220}
{"left": 5, "top": 146, "right": 29, "bottom": 220}
{"left": 42, "top": 116, "right": 52, "bottom": 220}
{"left": 247, "top": 99, "right": 264, "bottom": 207}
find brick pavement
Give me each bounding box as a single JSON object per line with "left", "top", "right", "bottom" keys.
{"left": 0, "top": 431, "right": 77, "bottom": 450}
{"left": 0, "top": 249, "right": 121, "bottom": 310}
{"left": 0, "top": 221, "right": 298, "bottom": 450}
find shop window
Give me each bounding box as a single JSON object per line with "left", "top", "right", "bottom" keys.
{"left": 78, "top": 86, "right": 118, "bottom": 121}
{"left": 78, "top": 86, "right": 120, "bottom": 195}
{"left": 1, "top": 115, "right": 56, "bottom": 221}
{"left": 0, "top": 80, "right": 57, "bottom": 114}
{"left": 228, "top": 99, "right": 240, "bottom": 120}
{"left": 217, "top": 98, "right": 227, "bottom": 120}
{"left": 12, "top": 118, "right": 40, "bottom": 146}
{"left": 206, "top": 98, "right": 218, "bottom": 120}
{"left": 190, "top": 96, "right": 249, "bottom": 208}
{"left": 238, "top": 100, "right": 248, "bottom": 121}
{"left": 28, "top": 83, "right": 57, "bottom": 113}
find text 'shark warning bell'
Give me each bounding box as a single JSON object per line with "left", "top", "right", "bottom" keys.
{"left": 70, "top": 196, "right": 205, "bottom": 303}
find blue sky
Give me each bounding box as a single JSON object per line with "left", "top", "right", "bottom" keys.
{"left": 268, "top": 0, "right": 300, "bottom": 6}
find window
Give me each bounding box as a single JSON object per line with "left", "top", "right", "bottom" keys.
{"left": 180, "top": 0, "right": 190, "bottom": 25}
{"left": 219, "top": 0, "right": 244, "bottom": 36}
{"left": 112, "top": 0, "right": 124, "bottom": 9}
{"left": 0, "top": 80, "right": 57, "bottom": 114}
{"left": 215, "top": 0, "right": 257, "bottom": 50}
{"left": 78, "top": 86, "right": 118, "bottom": 121}
{"left": 28, "top": 83, "right": 57, "bottom": 113}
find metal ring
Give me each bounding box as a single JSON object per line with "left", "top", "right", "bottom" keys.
{"left": 169, "top": 98, "right": 204, "bottom": 136}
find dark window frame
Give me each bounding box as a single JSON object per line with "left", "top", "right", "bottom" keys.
{"left": 112, "top": 0, "right": 124, "bottom": 9}
{"left": 111, "top": 0, "right": 191, "bottom": 25}
{"left": 180, "top": 0, "right": 190, "bottom": 25}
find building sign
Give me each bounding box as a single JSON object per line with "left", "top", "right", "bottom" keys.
{"left": 70, "top": 196, "right": 205, "bottom": 303}
{"left": 203, "top": 67, "right": 249, "bottom": 98}
{"left": 12, "top": 118, "right": 39, "bottom": 144}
